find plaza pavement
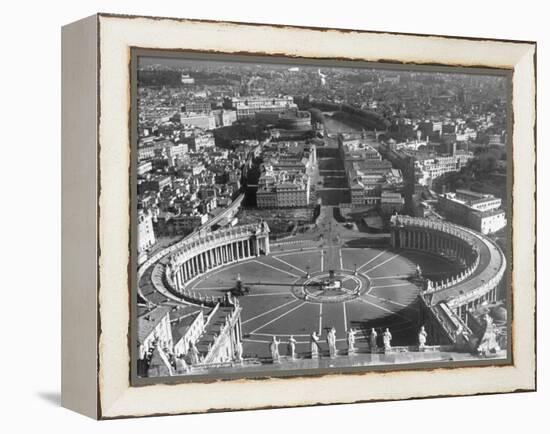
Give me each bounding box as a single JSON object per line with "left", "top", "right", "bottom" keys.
{"left": 190, "top": 245, "right": 456, "bottom": 359}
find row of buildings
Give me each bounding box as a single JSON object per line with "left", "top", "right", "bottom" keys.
{"left": 437, "top": 189, "right": 507, "bottom": 234}
{"left": 339, "top": 136, "right": 405, "bottom": 212}
{"left": 136, "top": 89, "right": 310, "bottom": 261}
{"left": 412, "top": 113, "right": 506, "bottom": 146}
{"left": 226, "top": 95, "right": 297, "bottom": 120}
{"left": 179, "top": 107, "right": 237, "bottom": 130}
{"left": 378, "top": 138, "right": 506, "bottom": 234}
{"left": 136, "top": 128, "right": 248, "bottom": 262}
{"left": 380, "top": 139, "right": 474, "bottom": 188}
{"left": 174, "top": 95, "right": 304, "bottom": 130}
{"left": 256, "top": 141, "right": 317, "bottom": 208}
{"left": 138, "top": 299, "right": 243, "bottom": 377}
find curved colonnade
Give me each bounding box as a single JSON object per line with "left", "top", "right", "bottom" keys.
{"left": 390, "top": 215, "right": 506, "bottom": 344}
{"left": 143, "top": 222, "right": 271, "bottom": 308}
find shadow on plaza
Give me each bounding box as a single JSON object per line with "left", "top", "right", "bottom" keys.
{"left": 349, "top": 304, "right": 421, "bottom": 348}
{"left": 343, "top": 238, "right": 392, "bottom": 248}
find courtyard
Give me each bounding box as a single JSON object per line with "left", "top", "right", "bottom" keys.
{"left": 187, "top": 245, "right": 458, "bottom": 359}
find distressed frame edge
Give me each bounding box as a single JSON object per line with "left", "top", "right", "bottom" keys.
{"left": 94, "top": 11, "right": 536, "bottom": 46}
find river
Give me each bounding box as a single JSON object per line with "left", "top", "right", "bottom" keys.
{"left": 323, "top": 115, "right": 361, "bottom": 135}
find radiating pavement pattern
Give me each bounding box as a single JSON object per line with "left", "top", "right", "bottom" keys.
{"left": 188, "top": 246, "right": 457, "bottom": 358}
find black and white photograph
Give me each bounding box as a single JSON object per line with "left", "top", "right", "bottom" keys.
{"left": 1, "top": 0, "right": 544, "bottom": 429}
{"left": 134, "top": 54, "right": 511, "bottom": 381}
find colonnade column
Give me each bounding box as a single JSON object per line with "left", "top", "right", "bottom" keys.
{"left": 174, "top": 268, "right": 181, "bottom": 291}
{"left": 181, "top": 267, "right": 186, "bottom": 287}
{"left": 264, "top": 235, "right": 270, "bottom": 255}
{"left": 199, "top": 252, "right": 204, "bottom": 272}
{"left": 452, "top": 240, "right": 456, "bottom": 259}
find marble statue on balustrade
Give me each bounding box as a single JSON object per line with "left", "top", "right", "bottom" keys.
{"left": 235, "top": 340, "right": 243, "bottom": 363}
{"left": 260, "top": 220, "right": 270, "bottom": 234}
{"left": 425, "top": 279, "right": 433, "bottom": 292}
{"left": 369, "top": 328, "right": 378, "bottom": 352}
{"left": 327, "top": 327, "right": 337, "bottom": 358}
{"left": 415, "top": 264, "right": 423, "bottom": 279}
{"left": 175, "top": 355, "right": 189, "bottom": 374}
{"left": 383, "top": 328, "right": 392, "bottom": 350}
{"left": 188, "top": 342, "right": 201, "bottom": 366}
{"left": 224, "top": 291, "right": 235, "bottom": 306}
{"left": 347, "top": 328, "right": 356, "bottom": 354}
{"left": 476, "top": 314, "right": 501, "bottom": 356}
{"left": 310, "top": 331, "right": 320, "bottom": 358}
{"left": 418, "top": 326, "right": 428, "bottom": 350}
{"left": 270, "top": 336, "right": 281, "bottom": 362}
{"left": 287, "top": 335, "right": 297, "bottom": 359}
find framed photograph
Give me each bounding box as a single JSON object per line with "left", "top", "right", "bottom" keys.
{"left": 61, "top": 13, "right": 536, "bottom": 419}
